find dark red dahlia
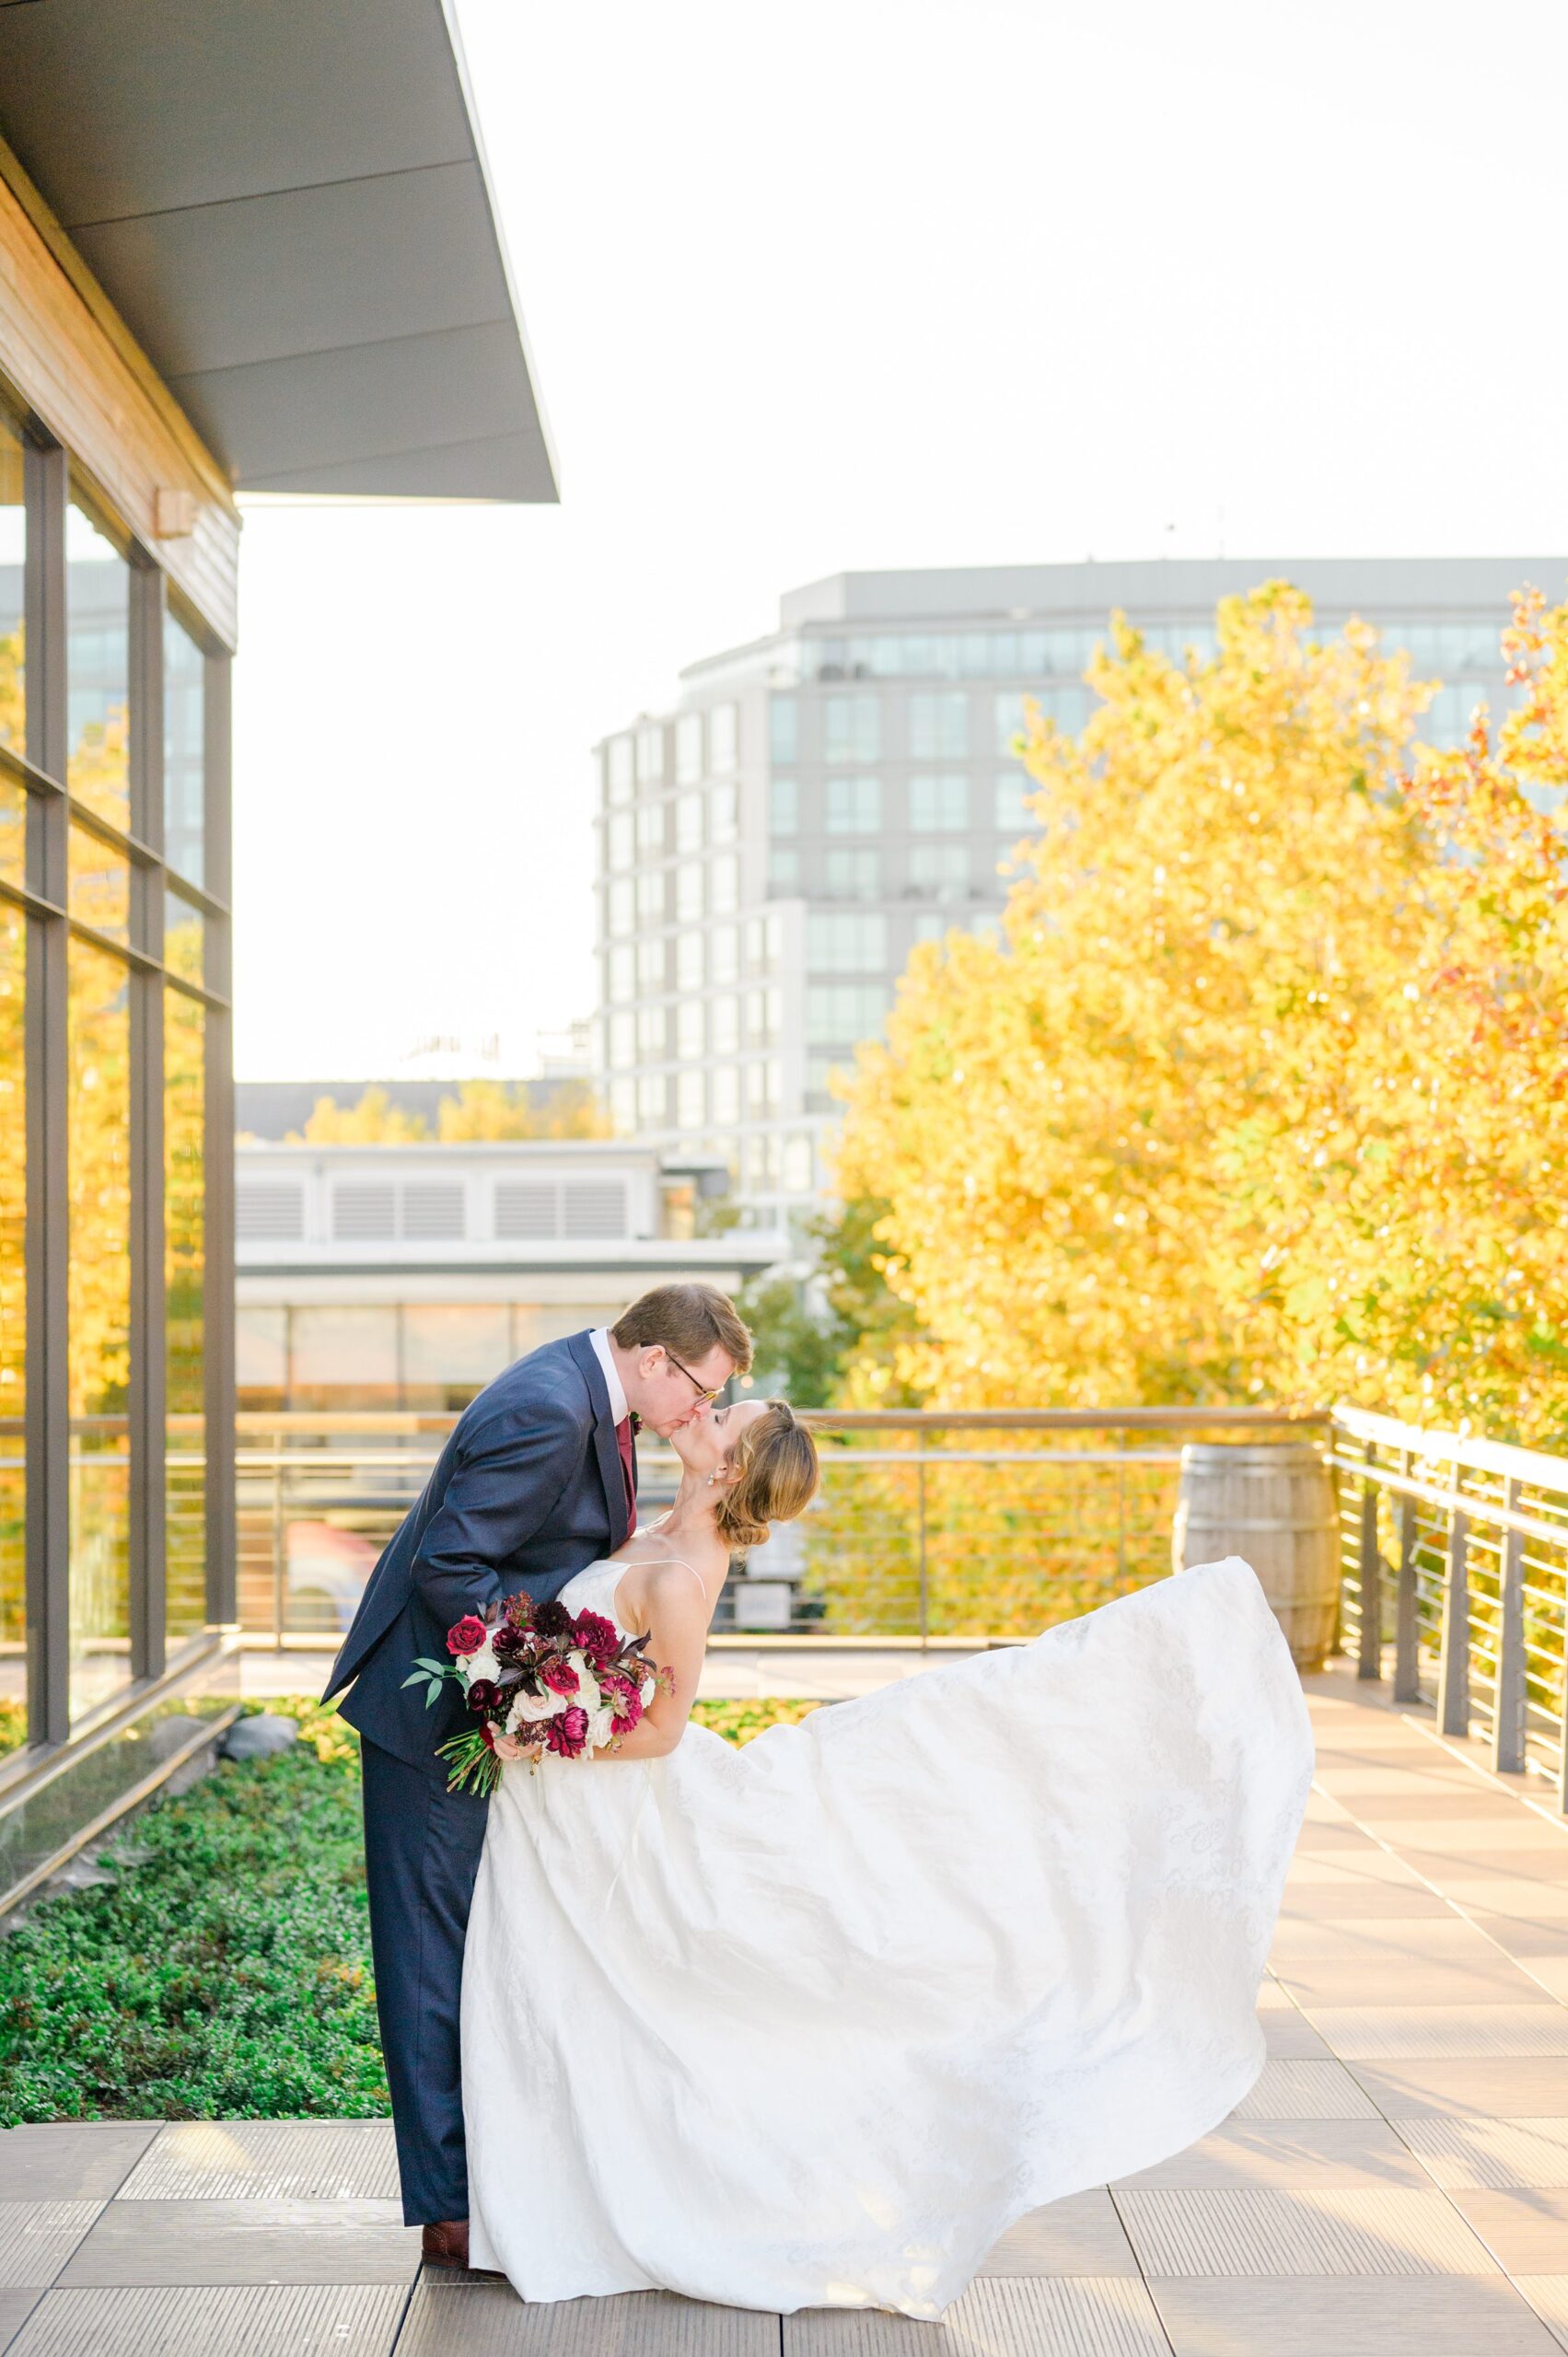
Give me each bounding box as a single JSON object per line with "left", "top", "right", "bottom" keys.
{"left": 447, "top": 1615, "right": 489, "bottom": 1657}
{"left": 572, "top": 1609, "right": 618, "bottom": 1659}
{"left": 490, "top": 1621, "right": 525, "bottom": 1659}
{"left": 533, "top": 1598, "right": 575, "bottom": 1639}
{"left": 540, "top": 1658, "right": 580, "bottom": 1698}
{"left": 466, "top": 1678, "right": 501, "bottom": 1713}
{"left": 541, "top": 1704, "right": 589, "bottom": 1758}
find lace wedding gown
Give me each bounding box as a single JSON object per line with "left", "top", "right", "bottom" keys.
{"left": 462, "top": 1553, "right": 1313, "bottom": 2317}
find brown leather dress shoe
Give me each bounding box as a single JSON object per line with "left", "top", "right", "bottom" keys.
{"left": 421, "top": 2220, "right": 470, "bottom": 2269}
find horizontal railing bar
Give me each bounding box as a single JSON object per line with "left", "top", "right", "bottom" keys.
{"left": 1328, "top": 1455, "right": 1568, "bottom": 1550}
{"left": 1333, "top": 1401, "right": 1568, "bottom": 1498}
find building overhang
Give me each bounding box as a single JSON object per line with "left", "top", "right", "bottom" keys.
{"left": 0, "top": 0, "right": 557, "bottom": 503}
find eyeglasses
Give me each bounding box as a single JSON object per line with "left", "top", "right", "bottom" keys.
{"left": 662, "top": 1347, "right": 723, "bottom": 1406}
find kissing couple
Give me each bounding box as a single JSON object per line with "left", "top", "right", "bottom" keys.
{"left": 326, "top": 1282, "right": 1312, "bottom": 2318}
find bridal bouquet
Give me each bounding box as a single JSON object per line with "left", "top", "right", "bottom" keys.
{"left": 403, "top": 1594, "right": 671, "bottom": 1795}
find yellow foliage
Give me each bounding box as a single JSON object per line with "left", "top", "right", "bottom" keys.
{"left": 836, "top": 584, "right": 1568, "bottom": 1445}
{"left": 293, "top": 1078, "right": 610, "bottom": 1144}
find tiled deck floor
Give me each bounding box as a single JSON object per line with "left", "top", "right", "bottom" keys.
{"left": 6, "top": 1662, "right": 1568, "bottom": 2354}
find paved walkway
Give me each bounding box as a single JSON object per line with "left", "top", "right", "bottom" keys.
{"left": 5, "top": 1662, "right": 1568, "bottom": 2353}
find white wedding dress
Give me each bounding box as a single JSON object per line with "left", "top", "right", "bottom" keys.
{"left": 462, "top": 1552, "right": 1313, "bottom": 2317}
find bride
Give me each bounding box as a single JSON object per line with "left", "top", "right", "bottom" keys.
{"left": 461, "top": 1398, "right": 1313, "bottom": 2317}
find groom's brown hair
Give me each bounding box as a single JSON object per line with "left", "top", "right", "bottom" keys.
{"left": 612, "top": 1283, "right": 753, "bottom": 1376}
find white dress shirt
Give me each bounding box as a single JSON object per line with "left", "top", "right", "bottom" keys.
{"left": 587, "top": 1327, "right": 629, "bottom": 1426}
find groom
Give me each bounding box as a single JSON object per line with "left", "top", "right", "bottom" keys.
{"left": 324, "top": 1283, "right": 752, "bottom": 2265}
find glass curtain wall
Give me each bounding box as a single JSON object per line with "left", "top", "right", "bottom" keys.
{"left": 0, "top": 412, "right": 231, "bottom": 1755}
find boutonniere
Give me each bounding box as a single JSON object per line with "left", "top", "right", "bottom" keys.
{"left": 628, "top": 1411, "right": 643, "bottom": 1436}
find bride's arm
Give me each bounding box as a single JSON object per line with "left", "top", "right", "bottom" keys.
{"left": 596, "top": 1566, "right": 711, "bottom": 1760}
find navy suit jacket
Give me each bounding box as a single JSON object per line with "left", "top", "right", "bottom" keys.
{"left": 323, "top": 1329, "right": 634, "bottom": 1775}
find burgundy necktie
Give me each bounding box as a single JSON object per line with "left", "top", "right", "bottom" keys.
{"left": 615, "top": 1415, "right": 637, "bottom": 1538}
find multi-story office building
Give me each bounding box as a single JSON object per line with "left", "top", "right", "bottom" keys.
{"left": 592, "top": 557, "right": 1562, "bottom": 1231}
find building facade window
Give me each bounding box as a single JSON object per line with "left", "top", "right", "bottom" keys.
{"left": 635, "top": 868, "right": 666, "bottom": 923}
{"left": 711, "top": 995, "right": 740, "bottom": 1054}
{"left": 635, "top": 723, "right": 665, "bottom": 784}
{"left": 635, "top": 936, "right": 666, "bottom": 990}
{"left": 770, "top": 775, "right": 798, "bottom": 834}
{"left": 909, "top": 691, "right": 968, "bottom": 758}
{"left": 675, "top": 931, "right": 705, "bottom": 991}
{"left": 635, "top": 1005, "right": 668, "bottom": 1057}
{"left": 608, "top": 877, "right": 635, "bottom": 935}
{"left": 711, "top": 855, "right": 739, "bottom": 916}
{"left": 806, "top": 981, "right": 889, "bottom": 1042}
{"left": 675, "top": 711, "right": 703, "bottom": 784}
{"left": 768, "top": 846, "right": 800, "bottom": 893}
{"left": 826, "top": 846, "right": 880, "bottom": 899}
{"left": 708, "top": 702, "right": 738, "bottom": 772}
{"left": 164, "top": 610, "right": 206, "bottom": 886}
{"left": 769, "top": 694, "right": 797, "bottom": 764}
{"left": 825, "top": 774, "right": 881, "bottom": 833}
{"left": 783, "top": 1134, "right": 815, "bottom": 1193}
{"left": 609, "top": 944, "right": 635, "bottom": 1000}
{"left": 910, "top": 773, "right": 969, "bottom": 830}
{"left": 709, "top": 781, "right": 738, "bottom": 840}
{"left": 807, "top": 910, "right": 887, "bottom": 972}
{"left": 609, "top": 1011, "right": 635, "bottom": 1067}
{"left": 712, "top": 1066, "right": 739, "bottom": 1123}
{"left": 676, "top": 1000, "right": 705, "bottom": 1060}
{"left": 675, "top": 792, "right": 703, "bottom": 853}
{"left": 909, "top": 841, "right": 971, "bottom": 898}
{"left": 607, "top": 810, "right": 635, "bottom": 869}
{"left": 676, "top": 1069, "right": 706, "bottom": 1128}
{"left": 607, "top": 736, "right": 635, "bottom": 801}
{"left": 636, "top": 1072, "right": 668, "bottom": 1122}
{"left": 823, "top": 691, "right": 880, "bottom": 763}
{"left": 995, "top": 771, "right": 1036, "bottom": 833}
{"left": 676, "top": 864, "right": 704, "bottom": 922}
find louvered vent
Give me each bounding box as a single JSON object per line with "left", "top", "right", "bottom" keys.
{"left": 494, "top": 1181, "right": 559, "bottom": 1240}
{"left": 401, "top": 1183, "right": 465, "bottom": 1241}
{"left": 236, "top": 1183, "right": 306, "bottom": 1242}
{"left": 562, "top": 1182, "right": 626, "bottom": 1239}
{"left": 331, "top": 1183, "right": 397, "bottom": 1241}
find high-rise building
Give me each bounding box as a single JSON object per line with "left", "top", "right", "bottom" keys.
{"left": 592, "top": 558, "right": 1562, "bottom": 1233}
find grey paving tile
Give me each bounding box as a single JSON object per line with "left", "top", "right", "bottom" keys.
{"left": 1395, "top": 2118, "right": 1568, "bottom": 2190}
{"left": 1146, "top": 2273, "right": 1562, "bottom": 2355}
{"left": 119, "top": 2120, "right": 399, "bottom": 2201}
{"left": 0, "top": 2293, "right": 41, "bottom": 2353}
{"left": 1278, "top": 1955, "right": 1545, "bottom": 2007}
{"left": 0, "top": 2127, "right": 157, "bottom": 2203}
{"left": 0, "top": 2206, "right": 101, "bottom": 2290}
{"left": 1262, "top": 2013, "right": 1333, "bottom": 2057}
{"left": 1280, "top": 1885, "right": 1457, "bottom": 1920}
{"left": 1112, "top": 2119, "right": 1429, "bottom": 2190}
{"left": 59, "top": 2199, "right": 420, "bottom": 2287}
{"left": 783, "top": 2277, "right": 1169, "bottom": 2355}
{"left": 397, "top": 2280, "right": 773, "bottom": 2353}
{"left": 976, "top": 2190, "right": 1136, "bottom": 2274}
{"left": 1307, "top": 2005, "right": 1568, "bottom": 2058}
{"left": 1229, "top": 2060, "right": 1381, "bottom": 2119}
{"left": 1452, "top": 2189, "right": 1568, "bottom": 2273}
{"left": 1517, "top": 2277, "right": 1568, "bottom": 2355}
{"left": 1114, "top": 2186, "right": 1499, "bottom": 2274}
{"left": 6, "top": 2282, "right": 406, "bottom": 2356}
{"left": 1351, "top": 2060, "right": 1568, "bottom": 2118}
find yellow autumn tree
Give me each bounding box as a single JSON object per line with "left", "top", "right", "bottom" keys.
{"left": 293, "top": 1078, "right": 610, "bottom": 1144}
{"left": 835, "top": 583, "right": 1568, "bottom": 1445}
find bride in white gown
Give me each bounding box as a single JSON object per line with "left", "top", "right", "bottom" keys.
{"left": 462, "top": 1399, "right": 1314, "bottom": 2318}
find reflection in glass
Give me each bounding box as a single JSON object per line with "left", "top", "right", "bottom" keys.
{"left": 0, "top": 420, "right": 23, "bottom": 755}
{"left": 166, "top": 988, "right": 205, "bottom": 1645}
{"left": 164, "top": 887, "right": 203, "bottom": 984}
{"left": 0, "top": 904, "right": 24, "bottom": 1751}
{"left": 164, "top": 612, "right": 205, "bottom": 884}
{"left": 66, "top": 501, "right": 131, "bottom": 827}
{"left": 0, "top": 772, "right": 22, "bottom": 888}
{"left": 68, "top": 821, "right": 130, "bottom": 941}
{"left": 68, "top": 939, "right": 132, "bottom": 1721}
{"left": 401, "top": 1306, "right": 510, "bottom": 1410}
{"left": 289, "top": 1306, "right": 399, "bottom": 1410}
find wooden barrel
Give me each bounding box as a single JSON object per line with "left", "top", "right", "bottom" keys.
{"left": 1171, "top": 1442, "right": 1339, "bottom": 1670}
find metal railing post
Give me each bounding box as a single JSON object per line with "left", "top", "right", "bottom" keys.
{"left": 270, "top": 1451, "right": 285, "bottom": 1654}
{"left": 1392, "top": 1453, "right": 1420, "bottom": 1703}
{"left": 1438, "top": 1461, "right": 1470, "bottom": 1738}
{"left": 916, "top": 1427, "right": 929, "bottom": 1652}
{"left": 1493, "top": 1475, "right": 1526, "bottom": 1774}
{"left": 1357, "top": 1443, "right": 1381, "bottom": 1681}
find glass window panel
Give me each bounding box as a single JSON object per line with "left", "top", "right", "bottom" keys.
{"left": 0, "top": 420, "right": 23, "bottom": 757}
{"left": 289, "top": 1306, "right": 400, "bottom": 1409}
{"left": 67, "top": 500, "right": 131, "bottom": 827}
{"left": 610, "top": 1077, "right": 636, "bottom": 1133}
{"left": 909, "top": 692, "right": 969, "bottom": 758}
{"left": 708, "top": 702, "right": 738, "bottom": 772}
{"left": 163, "top": 610, "right": 205, "bottom": 885}
{"left": 675, "top": 711, "right": 703, "bottom": 784}
{"left": 607, "top": 737, "right": 634, "bottom": 801}
{"left": 994, "top": 691, "right": 1027, "bottom": 756}
{"left": 0, "top": 903, "right": 23, "bottom": 1749}
{"left": 610, "top": 944, "right": 635, "bottom": 1000}
{"left": 164, "top": 888, "right": 203, "bottom": 984}
{"left": 68, "top": 821, "right": 130, "bottom": 941}
{"left": 711, "top": 1065, "right": 739, "bottom": 1123}
{"left": 609, "top": 1009, "right": 635, "bottom": 1068}
{"left": 823, "top": 692, "right": 880, "bottom": 763}
{"left": 676, "top": 1069, "right": 705, "bottom": 1128}
{"left": 711, "top": 924, "right": 738, "bottom": 982}
{"left": 636, "top": 1072, "right": 667, "bottom": 1121}
{"left": 635, "top": 869, "right": 665, "bottom": 923}
{"left": 909, "top": 774, "right": 969, "bottom": 831}
{"left": 608, "top": 811, "right": 634, "bottom": 869}
{"left": 0, "top": 772, "right": 22, "bottom": 889}
{"left": 770, "top": 695, "right": 797, "bottom": 763}
{"left": 608, "top": 878, "right": 634, "bottom": 935}
{"left": 711, "top": 995, "right": 740, "bottom": 1054}
{"left": 165, "top": 988, "right": 205, "bottom": 1646}
{"left": 909, "top": 842, "right": 970, "bottom": 898}
{"left": 806, "top": 911, "right": 887, "bottom": 972}
{"left": 770, "top": 775, "right": 797, "bottom": 835}
{"left": 636, "top": 1004, "right": 667, "bottom": 1056}
{"left": 675, "top": 792, "right": 703, "bottom": 853}
{"left": 709, "top": 781, "right": 738, "bottom": 841}
{"left": 784, "top": 1134, "right": 814, "bottom": 1193}
{"left": 824, "top": 775, "right": 881, "bottom": 833}
{"left": 711, "top": 853, "right": 739, "bottom": 915}
{"left": 636, "top": 724, "right": 665, "bottom": 784}
{"left": 68, "top": 938, "right": 132, "bottom": 1721}
{"left": 635, "top": 801, "right": 664, "bottom": 855}
{"left": 806, "top": 981, "right": 889, "bottom": 1043}
{"left": 768, "top": 846, "right": 800, "bottom": 893}
{"left": 635, "top": 937, "right": 666, "bottom": 989}
{"left": 676, "top": 1001, "right": 705, "bottom": 1060}
{"left": 826, "top": 847, "right": 880, "bottom": 899}
{"left": 401, "top": 1306, "right": 510, "bottom": 1408}
{"left": 676, "top": 863, "right": 704, "bottom": 922}
{"left": 995, "top": 770, "right": 1039, "bottom": 834}
{"left": 675, "top": 932, "right": 704, "bottom": 991}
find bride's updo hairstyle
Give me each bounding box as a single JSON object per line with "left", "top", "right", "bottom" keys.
{"left": 714, "top": 1402, "right": 819, "bottom": 1553}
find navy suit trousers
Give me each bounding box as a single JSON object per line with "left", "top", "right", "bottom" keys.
{"left": 360, "top": 1737, "right": 489, "bottom": 2226}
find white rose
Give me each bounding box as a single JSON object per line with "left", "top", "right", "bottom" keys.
{"left": 565, "top": 1650, "right": 602, "bottom": 1711}
{"left": 462, "top": 1638, "right": 503, "bottom": 1688}
{"left": 505, "top": 1685, "right": 562, "bottom": 1730}
{"left": 581, "top": 1702, "right": 618, "bottom": 1754}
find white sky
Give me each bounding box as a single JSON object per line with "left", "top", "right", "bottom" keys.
{"left": 231, "top": 0, "right": 1568, "bottom": 1080}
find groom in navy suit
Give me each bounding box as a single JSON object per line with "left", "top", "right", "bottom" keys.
{"left": 325, "top": 1283, "right": 751, "bottom": 2265}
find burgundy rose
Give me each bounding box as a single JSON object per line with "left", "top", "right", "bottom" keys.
{"left": 447, "top": 1615, "right": 489, "bottom": 1657}
{"left": 466, "top": 1678, "right": 502, "bottom": 1714}
{"left": 533, "top": 1598, "right": 575, "bottom": 1639}
{"left": 540, "top": 1658, "right": 580, "bottom": 1698}
{"left": 542, "top": 1704, "right": 589, "bottom": 1758}
{"left": 572, "top": 1609, "right": 618, "bottom": 1659}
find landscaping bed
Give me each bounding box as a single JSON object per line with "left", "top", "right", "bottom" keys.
{"left": 0, "top": 1693, "right": 819, "bottom": 2125}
